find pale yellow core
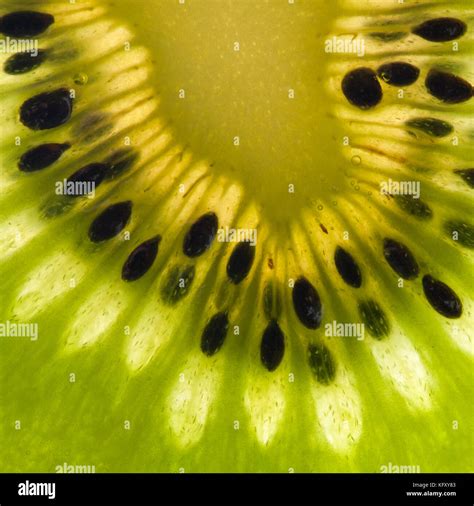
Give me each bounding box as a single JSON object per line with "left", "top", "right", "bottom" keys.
{"left": 115, "top": 0, "right": 346, "bottom": 219}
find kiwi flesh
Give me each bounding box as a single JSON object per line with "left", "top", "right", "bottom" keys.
{"left": 0, "top": 0, "right": 473, "bottom": 474}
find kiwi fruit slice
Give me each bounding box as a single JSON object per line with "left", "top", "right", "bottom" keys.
{"left": 0, "top": 0, "right": 473, "bottom": 474}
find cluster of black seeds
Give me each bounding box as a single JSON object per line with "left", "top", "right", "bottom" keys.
{"left": 379, "top": 238, "right": 463, "bottom": 318}
{"left": 342, "top": 64, "right": 471, "bottom": 111}
{"left": 342, "top": 17, "right": 471, "bottom": 116}
{"left": 5, "top": 10, "right": 469, "bottom": 387}
{"left": 288, "top": 236, "right": 464, "bottom": 380}
{"left": 0, "top": 12, "right": 51, "bottom": 73}
{"left": 337, "top": 17, "right": 469, "bottom": 329}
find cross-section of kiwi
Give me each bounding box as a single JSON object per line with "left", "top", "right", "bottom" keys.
{"left": 0, "top": 0, "right": 472, "bottom": 473}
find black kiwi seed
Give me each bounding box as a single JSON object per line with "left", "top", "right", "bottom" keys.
{"left": 425, "top": 69, "right": 472, "bottom": 104}
{"left": 66, "top": 163, "right": 107, "bottom": 197}
{"left": 341, "top": 67, "right": 383, "bottom": 110}
{"left": 422, "top": 275, "right": 462, "bottom": 318}
{"left": 183, "top": 212, "right": 218, "bottom": 258}
{"left": 20, "top": 88, "right": 73, "bottom": 131}
{"left": 377, "top": 62, "right": 420, "bottom": 87}
{"left": 121, "top": 236, "right": 161, "bottom": 282}
{"left": 412, "top": 18, "right": 467, "bottom": 42}
{"left": 358, "top": 300, "right": 390, "bottom": 339}
{"left": 226, "top": 242, "right": 255, "bottom": 284}
{"left": 0, "top": 11, "right": 54, "bottom": 37}
{"left": 334, "top": 246, "right": 362, "bottom": 288}
{"left": 405, "top": 117, "right": 453, "bottom": 138}
{"left": 88, "top": 201, "right": 132, "bottom": 243}
{"left": 394, "top": 195, "right": 433, "bottom": 220}
{"left": 260, "top": 320, "right": 285, "bottom": 372}
{"left": 443, "top": 221, "right": 474, "bottom": 249}
{"left": 383, "top": 238, "right": 419, "bottom": 280}
{"left": 4, "top": 50, "right": 47, "bottom": 75}
{"left": 18, "top": 142, "right": 70, "bottom": 172}
{"left": 201, "top": 312, "right": 229, "bottom": 356}
{"left": 161, "top": 265, "right": 195, "bottom": 305}
{"left": 292, "top": 277, "right": 323, "bottom": 329}
{"left": 308, "top": 344, "right": 336, "bottom": 385}
{"left": 454, "top": 169, "right": 474, "bottom": 189}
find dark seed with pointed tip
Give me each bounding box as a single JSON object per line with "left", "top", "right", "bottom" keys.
{"left": 359, "top": 300, "right": 390, "bottom": 339}
{"left": 161, "top": 265, "right": 195, "bottom": 305}
{"left": 88, "top": 201, "right": 132, "bottom": 243}
{"left": 308, "top": 344, "right": 336, "bottom": 385}
{"left": 454, "top": 169, "right": 474, "bottom": 189}
{"left": 66, "top": 163, "right": 107, "bottom": 197}
{"left": 121, "top": 236, "right": 161, "bottom": 282}
{"left": 394, "top": 195, "right": 433, "bottom": 220}
{"left": 226, "top": 242, "right": 255, "bottom": 284}
{"left": 342, "top": 68, "right": 383, "bottom": 110}
{"left": 425, "top": 69, "right": 472, "bottom": 104}
{"left": 0, "top": 11, "right": 54, "bottom": 37}
{"left": 377, "top": 62, "right": 420, "bottom": 87}
{"left": 334, "top": 247, "right": 362, "bottom": 288}
{"left": 18, "top": 143, "right": 70, "bottom": 172}
{"left": 383, "top": 238, "right": 419, "bottom": 280}
{"left": 292, "top": 277, "right": 322, "bottom": 329}
{"left": 413, "top": 18, "right": 467, "bottom": 42}
{"left": 183, "top": 212, "right": 218, "bottom": 257}
{"left": 201, "top": 312, "right": 229, "bottom": 356}
{"left": 4, "top": 50, "right": 47, "bottom": 75}
{"left": 260, "top": 320, "right": 285, "bottom": 372}
{"left": 405, "top": 117, "right": 453, "bottom": 138}
{"left": 422, "top": 275, "right": 462, "bottom": 318}
{"left": 20, "top": 88, "right": 73, "bottom": 130}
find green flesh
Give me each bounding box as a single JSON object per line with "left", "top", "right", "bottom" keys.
{"left": 0, "top": 0, "right": 473, "bottom": 473}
